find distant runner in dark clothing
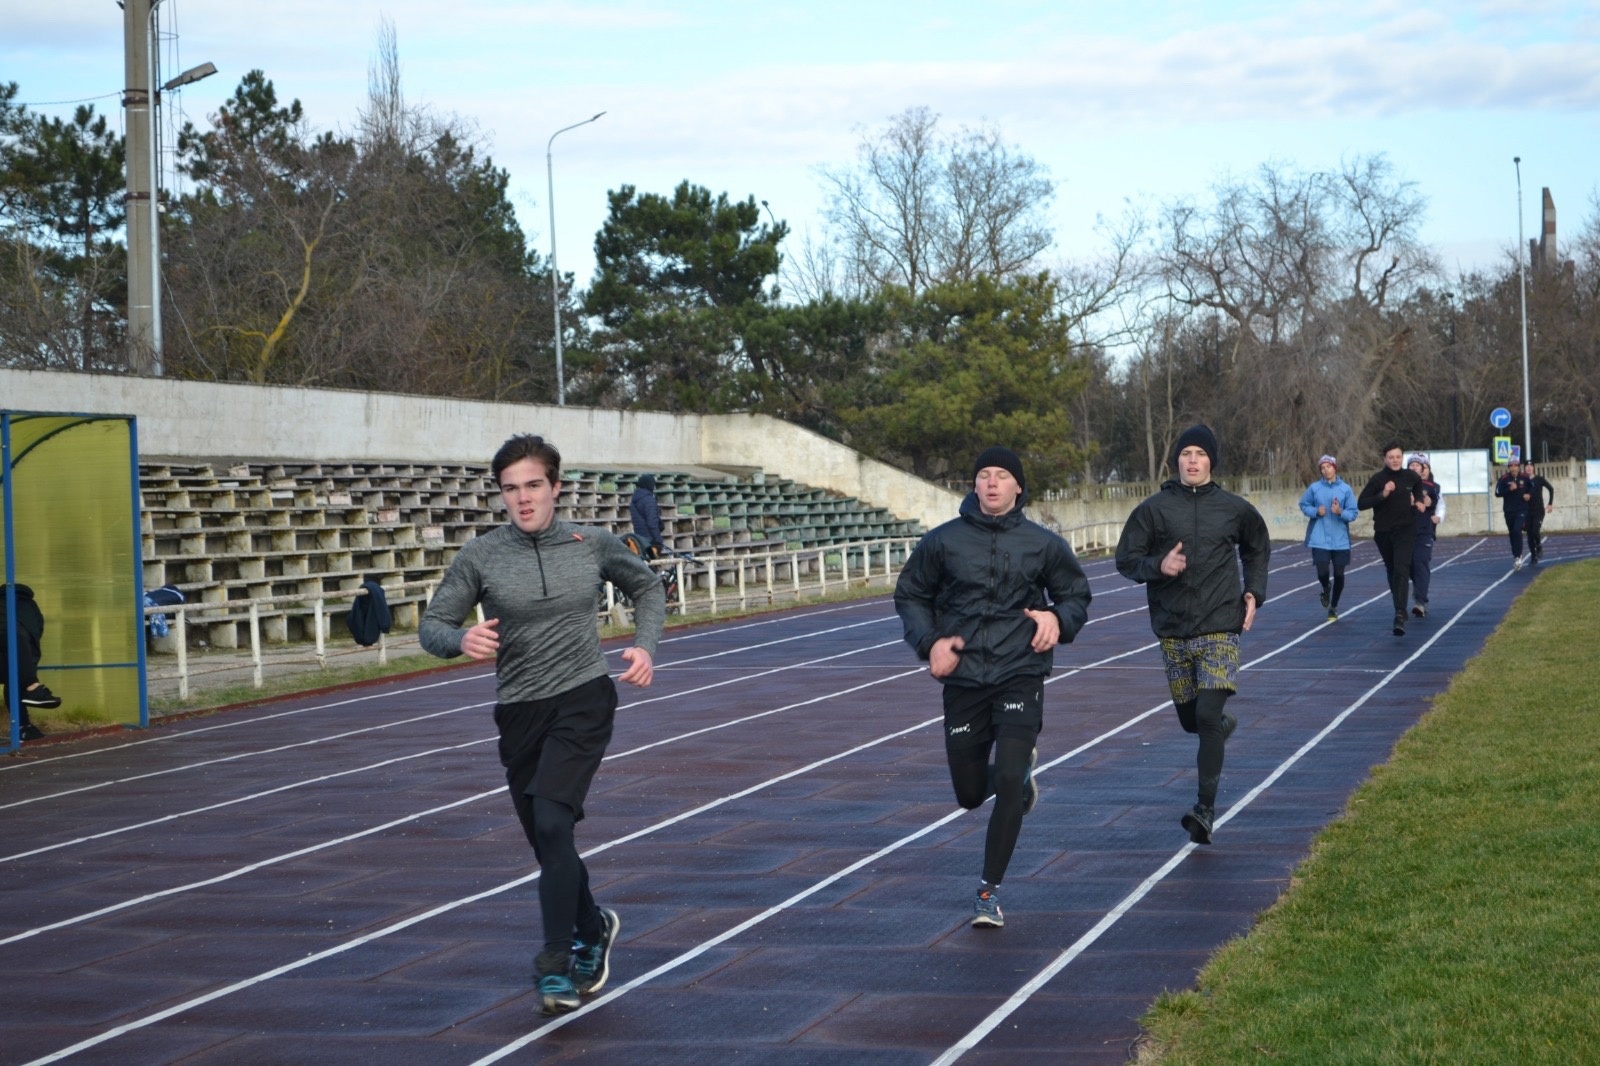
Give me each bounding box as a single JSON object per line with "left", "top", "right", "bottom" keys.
{"left": 1357, "top": 443, "right": 1429, "bottom": 635}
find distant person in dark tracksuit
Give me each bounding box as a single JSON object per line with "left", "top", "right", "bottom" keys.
{"left": 1407, "top": 454, "right": 1444, "bottom": 619}
{"left": 1494, "top": 464, "right": 1530, "bottom": 570}
{"left": 421, "top": 434, "right": 665, "bottom": 1016}
{"left": 1520, "top": 461, "right": 1554, "bottom": 564}
{"left": 2, "top": 583, "right": 61, "bottom": 742}
{"left": 1358, "top": 443, "right": 1429, "bottom": 635}
{"left": 894, "top": 446, "right": 1091, "bottom": 930}
{"left": 629, "top": 474, "right": 665, "bottom": 557}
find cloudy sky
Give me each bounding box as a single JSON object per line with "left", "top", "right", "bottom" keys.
{"left": 6, "top": 1, "right": 1598, "bottom": 288}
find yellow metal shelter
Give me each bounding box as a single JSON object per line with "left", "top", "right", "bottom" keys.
{"left": 3, "top": 411, "right": 146, "bottom": 749}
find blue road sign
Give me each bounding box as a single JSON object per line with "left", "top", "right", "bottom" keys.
{"left": 1490, "top": 407, "right": 1512, "bottom": 429}
{"left": 1494, "top": 436, "right": 1512, "bottom": 463}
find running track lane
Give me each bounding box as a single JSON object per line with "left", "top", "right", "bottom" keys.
{"left": 1, "top": 534, "right": 1590, "bottom": 1064}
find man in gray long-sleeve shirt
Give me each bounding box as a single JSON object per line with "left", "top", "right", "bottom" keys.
{"left": 421, "top": 433, "right": 665, "bottom": 1016}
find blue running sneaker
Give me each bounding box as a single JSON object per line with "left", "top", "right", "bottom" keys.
{"left": 972, "top": 887, "right": 1004, "bottom": 928}
{"left": 538, "top": 973, "right": 580, "bottom": 1015}
{"left": 572, "top": 908, "right": 620, "bottom": 995}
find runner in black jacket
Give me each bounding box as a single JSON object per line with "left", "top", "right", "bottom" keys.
{"left": 1358, "top": 442, "right": 1429, "bottom": 631}
{"left": 895, "top": 446, "right": 1091, "bottom": 929}
{"left": 1115, "top": 425, "right": 1270, "bottom": 845}
{"left": 1520, "top": 461, "right": 1555, "bottom": 563}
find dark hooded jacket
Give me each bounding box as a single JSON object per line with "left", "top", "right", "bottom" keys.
{"left": 894, "top": 492, "right": 1091, "bottom": 689}
{"left": 629, "top": 475, "right": 664, "bottom": 551}
{"left": 1115, "top": 480, "right": 1271, "bottom": 639}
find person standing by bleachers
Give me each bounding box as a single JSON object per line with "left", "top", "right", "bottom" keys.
{"left": 894, "top": 446, "right": 1092, "bottom": 930}
{"left": 629, "top": 474, "right": 665, "bottom": 557}
{"left": 2, "top": 583, "right": 61, "bottom": 742}
{"left": 420, "top": 434, "right": 666, "bottom": 1016}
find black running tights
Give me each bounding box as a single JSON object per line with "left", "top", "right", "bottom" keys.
{"left": 528, "top": 796, "right": 597, "bottom": 977}
{"left": 948, "top": 736, "right": 1035, "bottom": 886}
{"left": 1176, "top": 689, "right": 1232, "bottom": 807}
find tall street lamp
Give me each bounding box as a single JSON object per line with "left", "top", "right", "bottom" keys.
{"left": 547, "top": 111, "right": 605, "bottom": 406}
{"left": 123, "top": 0, "right": 215, "bottom": 376}
{"left": 1514, "top": 156, "right": 1532, "bottom": 464}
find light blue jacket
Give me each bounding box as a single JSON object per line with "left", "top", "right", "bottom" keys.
{"left": 1299, "top": 477, "right": 1359, "bottom": 550}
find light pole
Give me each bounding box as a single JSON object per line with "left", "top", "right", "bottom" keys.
{"left": 547, "top": 111, "right": 605, "bottom": 406}
{"left": 1514, "top": 156, "right": 1532, "bottom": 465}
{"left": 122, "top": 0, "right": 215, "bottom": 375}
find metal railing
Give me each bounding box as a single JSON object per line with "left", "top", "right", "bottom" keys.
{"left": 146, "top": 537, "right": 925, "bottom": 700}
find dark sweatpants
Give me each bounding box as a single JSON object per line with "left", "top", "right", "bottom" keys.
{"left": 1503, "top": 510, "right": 1526, "bottom": 559}
{"left": 1526, "top": 510, "right": 1544, "bottom": 558}
{"left": 1373, "top": 526, "right": 1416, "bottom": 617}
{"left": 1410, "top": 535, "right": 1435, "bottom": 606}
{"left": 495, "top": 674, "right": 617, "bottom": 978}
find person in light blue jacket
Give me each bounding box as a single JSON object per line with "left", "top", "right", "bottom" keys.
{"left": 1299, "top": 454, "right": 1359, "bottom": 622}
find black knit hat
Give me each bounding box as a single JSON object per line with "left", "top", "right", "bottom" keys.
{"left": 972, "top": 446, "right": 1026, "bottom": 493}
{"left": 1171, "top": 424, "right": 1220, "bottom": 473}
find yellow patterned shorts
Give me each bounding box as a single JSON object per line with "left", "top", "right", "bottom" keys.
{"left": 1159, "top": 632, "right": 1240, "bottom": 704}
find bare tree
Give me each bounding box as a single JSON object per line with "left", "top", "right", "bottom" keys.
{"left": 1155, "top": 155, "right": 1437, "bottom": 472}
{"left": 819, "top": 107, "right": 1054, "bottom": 297}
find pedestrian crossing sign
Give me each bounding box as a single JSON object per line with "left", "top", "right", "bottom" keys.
{"left": 1493, "top": 436, "right": 1513, "bottom": 463}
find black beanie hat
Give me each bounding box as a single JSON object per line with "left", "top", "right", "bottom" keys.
{"left": 1171, "top": 424, "right": 1220, "bottom": 473}
{"left": 972, "top": 446, "right": 1026, "bottom": 493}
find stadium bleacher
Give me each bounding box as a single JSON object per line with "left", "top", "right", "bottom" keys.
{"left": 139, "top": 460, "right": 923, "bottom": 648}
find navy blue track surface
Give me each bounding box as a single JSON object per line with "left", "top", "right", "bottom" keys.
{"left": 2, "top": 534, "right": 1592, "bottom": 1065}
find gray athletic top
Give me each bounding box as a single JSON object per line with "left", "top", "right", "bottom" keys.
{"left": 419, "top": 520, "right": 666, "bottom": 703}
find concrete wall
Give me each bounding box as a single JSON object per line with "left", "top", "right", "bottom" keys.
{"left": 2, "top": 369, "right": 961, "bottom": 530}
{"left": 7, "top": 368, "right": 1592, "bottom": 540}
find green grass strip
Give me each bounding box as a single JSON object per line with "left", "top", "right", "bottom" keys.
{"left": 1139, "top": 559, "right": 1600, "bottom": 1065}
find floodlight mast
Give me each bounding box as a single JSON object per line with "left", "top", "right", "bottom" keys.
{"left": 123, "top": 0, "right": 216, "bottom": 376}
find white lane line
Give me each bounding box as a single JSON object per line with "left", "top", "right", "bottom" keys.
{"left": 930, "top": 566, "right": 1519, "bottom": 1064}
{"left": 0, "top": 703, "right": 493, "bottom": 811}
{"left": 0, "top": 734, "right": 498, "bottom": 864}
{"left": 5, "top": 641, "right": 906, "bottom": 857}
{"left": 18, "top": 675, "right": 936, "bottom": 1066}
{"left": 15, "top": 532, "right": 1540, "bottom": 1059}
{"left": 483, "top": 541, "right": 1518, "bottom": 1060}
{"left": 0, "top": 672, "right": 493, "bottom": 774}
{"left": 1, "top": 666, "right": 927, "bottom": 947}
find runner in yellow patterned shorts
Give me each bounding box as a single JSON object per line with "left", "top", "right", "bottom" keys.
{"left": 1115, "top": 425, "right": 1270, "bottom": 846}
{"left": 1160, "top": 633, "right": 1240, "bottom": 708}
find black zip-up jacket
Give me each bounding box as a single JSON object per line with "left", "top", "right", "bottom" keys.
{"left": 1115, "top": 480, "right": 1271, "bottom": 639}
{"left": 1494, "top": 472, "right": 1529, "bottom": 515}
{"left": 894, "top": 492, "right": 1091, "bottom": 689}
{"left": 1524, "top": 475, "right": 1554, "bottom": 516}
{"left": 1359, "top": 467, "right": 1427, "bottom": 532}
